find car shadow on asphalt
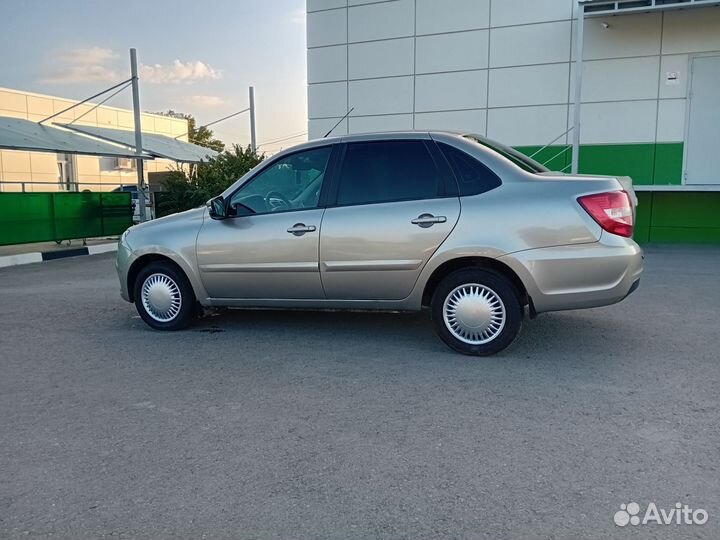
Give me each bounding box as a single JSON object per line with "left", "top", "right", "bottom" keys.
{"left": 185, "top": 306, "right": 632, "bottom": 360}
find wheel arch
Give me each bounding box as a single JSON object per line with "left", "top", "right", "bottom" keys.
{"left": 127, "top": 254, "right": 188, "bottom": 302}
{"left": 421, "top": 256, "right": 530, "bottom": 310}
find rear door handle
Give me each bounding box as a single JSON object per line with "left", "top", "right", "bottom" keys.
{"left": 411, "top": 214, "right": 447, "bottom": 228}
{"left": 287, "top": 223, "right": 317, "bottom": 236}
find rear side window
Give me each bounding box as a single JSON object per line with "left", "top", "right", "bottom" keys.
{"left": 438, "top": 143, "right": 502, "bottom": 196}
{"left": 336, "top": 141, "right": 444, "bottom": 206}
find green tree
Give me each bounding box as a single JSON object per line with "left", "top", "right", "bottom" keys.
{"left": 157, "top": 144, "right": 264, "bottom": 216}
{"left": 185, "top": 115, "right": 225, "bottom": 152}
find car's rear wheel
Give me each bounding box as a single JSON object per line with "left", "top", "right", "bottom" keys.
{"left": 133, "top": 261, "right": 196, "bottom": 330}
{"left": 431, "top": 269, "right": 522, "bottom": 356}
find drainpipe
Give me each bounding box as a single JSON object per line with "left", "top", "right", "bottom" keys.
{"left": 571, "top": 1, "right": 586, "bottom": 174}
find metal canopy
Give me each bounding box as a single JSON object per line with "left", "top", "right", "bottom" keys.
{"left": 59, "top": 124, "right": 218, "bottom": 163}
{"left": 580, "top": 0, "right": 720, "bottom": 17}
{"left": 0, "top": 116, "right": 150, "bottom": 159}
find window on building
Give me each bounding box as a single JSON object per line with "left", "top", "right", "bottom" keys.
{"left": 56, "top": 153, "right": 77, "bottom": 191}
{"left": 100, "top": 157, "right": 136, "bottom": 172}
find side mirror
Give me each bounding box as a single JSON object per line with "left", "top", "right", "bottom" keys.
{"left": 207, "top": 196, "right": 227, "bottom": 220}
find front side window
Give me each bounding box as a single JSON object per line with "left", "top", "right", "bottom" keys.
{"left": 230, "top": 146, "right": 332, "bottom": 214}
{"left": 336, "top": 141, "right": 444, "bottom": 206}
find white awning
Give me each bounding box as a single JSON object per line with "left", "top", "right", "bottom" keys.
{"left": 580, "top": 0, "right": 720, "bottom": 17}
{"left": 59, "top": 124, "right": 218, "bottom": 163}
{"left": 0, "top": 116, "right": 151, "bottom": 159}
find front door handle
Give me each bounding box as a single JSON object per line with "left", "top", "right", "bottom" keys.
{"left": 411, "top": 213, "right": 447, "bottom": 228}
{"left": 287, "top": 223, "right": 317, "bottom": 236}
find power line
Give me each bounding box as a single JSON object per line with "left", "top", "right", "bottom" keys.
{"left": 257, "top": 131, "right": 308, "bottom": 148}
{"left": 258, "top": 131, "right": 307, "bottom": 146}
{"left": 174, "top": 107, "right": 251, "bottom": 140}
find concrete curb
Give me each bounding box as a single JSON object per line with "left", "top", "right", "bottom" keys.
{"left": 0, "top": 242, "right": 117, "bottom": 268}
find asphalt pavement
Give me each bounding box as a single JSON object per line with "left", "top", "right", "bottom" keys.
{"left": 1, "top": 247, "right": 718, "bottom": 539}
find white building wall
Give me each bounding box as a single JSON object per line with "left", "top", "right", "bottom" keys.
{"left": 306, "top": 0, "right": 720, "bottom": 152}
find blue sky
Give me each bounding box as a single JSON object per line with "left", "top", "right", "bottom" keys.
{"left": 0, "top": 0, "right": 308, "bottom": 152}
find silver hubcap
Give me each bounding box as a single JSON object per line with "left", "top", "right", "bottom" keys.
{"left": 141, "top": 273, "right": 182, "bottom": 323}
{"left": 443, "top": 283, "right": 506, "bottom": 345}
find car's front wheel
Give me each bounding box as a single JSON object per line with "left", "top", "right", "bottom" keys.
{"left": 431, "top": 269, "right": 523, "bottom": 356}
{"left": 133, "top": 261, "right": 196, "bottom": 330}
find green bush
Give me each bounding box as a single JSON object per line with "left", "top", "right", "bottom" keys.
{"left": 157, "top": 144, "right": 264, "bottom": 216}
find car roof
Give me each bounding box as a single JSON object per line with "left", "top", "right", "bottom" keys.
{"left": 276, "top": 130, "right": 465, "bottom": 155}
{"left": 329, "top": 130, "right": 462, "bottom": 143}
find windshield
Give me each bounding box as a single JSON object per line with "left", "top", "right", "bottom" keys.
{"left": 463, "top": 134, "right": 549, "bottom": 174}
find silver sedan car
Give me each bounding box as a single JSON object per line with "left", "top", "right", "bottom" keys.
{"left": 117, "top": 131, "right": 643, "bottom": 355}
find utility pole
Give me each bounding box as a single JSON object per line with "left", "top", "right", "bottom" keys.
{"left": 130, "top": 48, "right": 147, "bottom": 222}
{"left": 249, "top": 86, "right": 257, "bottom": 152}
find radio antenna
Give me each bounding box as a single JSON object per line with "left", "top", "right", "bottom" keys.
{"left": 324, "top": 107, "right": 354, "bottom": 138}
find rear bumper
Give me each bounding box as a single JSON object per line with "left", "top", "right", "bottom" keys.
{"left": 625, "top": 277, "right": 641, "bottom": 298}
{"left": 499, "top": 235, "right": 644, "bottom": 313}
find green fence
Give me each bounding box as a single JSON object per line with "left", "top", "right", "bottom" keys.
{"left": 634, "top": 191, "right": 720, "bottom": 244}
{"left": 0, "top": 192, "right": 133, "bottom": 246}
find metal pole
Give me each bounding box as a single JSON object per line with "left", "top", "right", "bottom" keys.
{"left": 249, "top": 86, "right": 257, "bottom": 153}
{"left": 130, "top": 48, "right": 147, "bottom": 222}
{"left": 571, "top": 2, "right": 585, "bottom": 174}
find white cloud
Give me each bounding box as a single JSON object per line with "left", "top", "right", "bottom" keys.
{"left": 43, "top": 47, "right": 120, "bottom": 83}
{"left": 184, "top": 95, "right": 227, "bottom": 107}
{"left": 42, "top": 47, "right": 221, "bottom": 87}
{"left": 44, "top": 64, "right": 120, "bottom": 84}
{"left": 140, "top": 60, "right": 222, "bottom": 85}
{"left": 58, "top": 46, "right": 118, "bottom": 64}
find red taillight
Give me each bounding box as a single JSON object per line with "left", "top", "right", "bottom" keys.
{"left": 577, "top": 191, "right": 634, "bottom": 238}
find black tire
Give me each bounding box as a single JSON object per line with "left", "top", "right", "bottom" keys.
{"left": 133, "top": 261, "right": 196, "bottom": 331}
{"left": 431, "top": 269, "right": 523, "bottom": 356}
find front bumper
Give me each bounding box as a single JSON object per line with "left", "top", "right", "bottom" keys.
{"left": 500, "top": 235, "right": 644, "bottom": 314}
{"left": 116, "top": 235, "right": 134, "bottom": 302}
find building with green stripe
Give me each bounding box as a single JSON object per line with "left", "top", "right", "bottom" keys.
{"left": 306, "top": 0, "right": 720, "bottom": 243}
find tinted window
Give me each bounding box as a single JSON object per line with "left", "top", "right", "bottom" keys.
{"left": 336, "top": 141, "right": 443, "bottom": 206}
{"left": 438, "top": 143, "right": 502, "bottom": 196}
{"left": 230, "top": 146, "right": 331, "bottom": 214}
{"left": 463, "top": 134, "right": 548, "bottom": 174}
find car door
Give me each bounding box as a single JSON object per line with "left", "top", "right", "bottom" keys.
{"left": 319, "top": 139, "right": 461, "bottom": 300}
{"left": 196, "top": 145, "right": 335, "bottom": 300}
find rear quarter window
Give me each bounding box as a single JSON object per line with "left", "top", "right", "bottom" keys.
{"left": 437, "top": 143, "right": 502, "bottom": 196}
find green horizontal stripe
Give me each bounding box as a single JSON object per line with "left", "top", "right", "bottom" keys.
{"left": 515, "top": 142, "right": 685, "bottom": 185}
